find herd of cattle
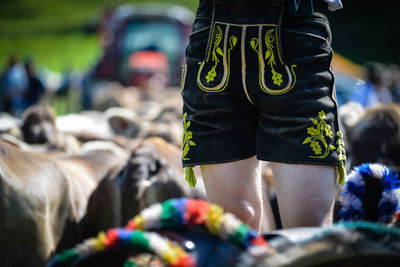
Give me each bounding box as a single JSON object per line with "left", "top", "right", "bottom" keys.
{"left": 1, "top": 84, "right": 400, "bottom": 266}
{"left": 0, "top": 85, "right": 207, "bottom": 266}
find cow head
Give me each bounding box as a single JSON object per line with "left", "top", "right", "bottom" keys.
{"left": 120, "top": 139, "right": 186, "bottom": 224}
{"left": 21, "top": 104, "right": 58, "bottom": 146}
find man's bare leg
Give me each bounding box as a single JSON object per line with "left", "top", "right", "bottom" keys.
{"left": 271, "top": 163, "right": 336, "bottom": 228}
{"left": 200, "top": 156, "right": 275, "bottom": 232}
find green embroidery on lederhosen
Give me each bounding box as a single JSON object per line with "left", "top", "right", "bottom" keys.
{"left": 303, "top": 110, "right": 336, "bottom": 158}
{"left": 197, "top": 23, "right": 237, "bottom": 93}
{"left": 206, "top": 26, "right": 224, "bottom": 83}
{"left": 205, "top": 25, "right": 223, "bottom": 83}
{"left": 182, "top": 112, "right": 196, "bottom": 161}
{"left": 250, "top": 26, "right": 297, "bottom": 95}
{"left": 253, "top": 29, "right": 283, "bottom": 86}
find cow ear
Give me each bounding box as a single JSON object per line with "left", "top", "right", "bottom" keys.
{"left": 108, "top": 116, "right": 141, "bottom": 138}
{"left": 105, "top": 107, "right": 141, "bottom": 138}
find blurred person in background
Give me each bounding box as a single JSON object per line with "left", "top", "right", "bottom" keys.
{"left": 24, "top": 57, "right": 46, "bottom": 109}
{"left": 386, "top": 63, "right": 400, "bottom": 103}
{"left": 0, "top": 54, "right": 28, "bottom": 117}
{"left": 350, "top": 61, "right": 392, "bottom": 108}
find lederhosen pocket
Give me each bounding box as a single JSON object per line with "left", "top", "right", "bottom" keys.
{"left": 242, "top": 23, "right": 297, "bottom": 95}
{"left": 197, "top": 23, "right": 235, "bottom": 92}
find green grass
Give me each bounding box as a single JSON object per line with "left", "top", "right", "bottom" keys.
{"left": 0, "top": 33, "right": 100, "bottom": 72}
{"left": 0, "top": 0, "right": 198, "bottom": 72}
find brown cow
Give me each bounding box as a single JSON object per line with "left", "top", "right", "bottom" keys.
{"left": 0, "top": 139, "right": 128, "bottom": 267}
{"left": 21, "top": 104, "right": 81, "bottom": 153}
{"left": 80, "top": 137, "right": 206, "bottom": 238}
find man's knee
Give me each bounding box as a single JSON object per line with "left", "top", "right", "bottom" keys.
{"left": 220, "top": 197, "right": 260, "bottom": 225}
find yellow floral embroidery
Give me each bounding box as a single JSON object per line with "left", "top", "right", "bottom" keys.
{"left": 264, "top": 29, "right": 283, "bottom": 86}
{"left": 205, "top": 25, "right": 223, "bottom": 83}
{"left": 250, "top": 38, "right": 258, "bottom": 51}
{"left": 303, "top": 110, "right": 336, "bottom": 158}
{"left": 250, "top": 29, "right": 283, "bottom": 86}
{"left": 182, "top": 112, "right": 196, "bottom": 160}
{"left": 197, "top": 34, "right": 237, "bottom": 93}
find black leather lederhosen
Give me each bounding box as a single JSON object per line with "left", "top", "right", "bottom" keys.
{"left": 181, "top": 0, "right": 346, "bottom": 179}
